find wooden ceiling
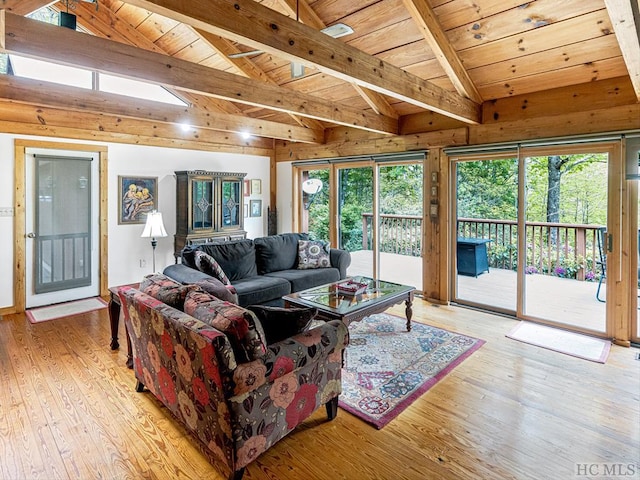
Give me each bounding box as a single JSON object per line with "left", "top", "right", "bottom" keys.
{"left": 0, "top": 0, "right": 638, "bottom": 151}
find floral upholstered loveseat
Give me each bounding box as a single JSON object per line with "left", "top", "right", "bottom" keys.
{"left": 118, "top": 275, "right": 348, "bottom": 480}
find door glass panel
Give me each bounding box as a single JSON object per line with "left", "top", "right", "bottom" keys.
{"left": 221, "top": 180, "right": 240, "bottom": 228}
{"left": 523, "top": 152, "right": 607, "bottom": 333}
{"left": 378, "top": 164, "right": 423, "bottom": 290}
{"left": 300, "top": 169, "right": 330, "bottom": 242}
{"left": 35, "top": 157, "right": 91, "bottom": 293}
{"left": 192, "top": 179, "right": 213, "bottom": 230}
{"left": 337, "top": 166, "right": 374, "bottom": 277}
{"left": 455, "top": 157, "right": 518, "bottom": 312}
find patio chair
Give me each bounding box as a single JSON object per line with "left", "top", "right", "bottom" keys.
{"left": 596, "top": 227, "right": 607, "bottom": 302}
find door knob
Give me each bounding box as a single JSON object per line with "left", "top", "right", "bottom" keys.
{"left": 26, "top": 232, "right": 36, "bottom": 238}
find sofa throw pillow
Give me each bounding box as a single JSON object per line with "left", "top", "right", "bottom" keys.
{"left": 139, "top": 273, "right": 194, "bottom": 310}
{"left": 194, "top": 278, "right": 238, "bottom": 304}
{"left": 247, "top": 305, "right": 317, "bottom": 345}
{"left": 184, "top": 289, "right": 267, "bottom": 363}
{"left": 297, "top": 240, "right": 331, "bottom": 269}
{"left": 194, "top": 250, "right": 232, "bottom": 286}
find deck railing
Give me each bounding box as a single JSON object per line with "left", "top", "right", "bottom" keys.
{"left": 361, "top": 213, "right": 602, "bottom": 281}
{"left": 361, "top": 213, "right": 422, "bottom": 256}
{"left": 457, "top": 218, "right": 602, "bottom": 281}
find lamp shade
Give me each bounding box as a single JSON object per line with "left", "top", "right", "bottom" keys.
{"left": 141, "top": 210, "right": 168, "bottom": 238}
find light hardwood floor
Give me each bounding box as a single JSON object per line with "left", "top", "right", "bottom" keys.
{"left": 1, "top": 299, "right": 638, "bottom": 480}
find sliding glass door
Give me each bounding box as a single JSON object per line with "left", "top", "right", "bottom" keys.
{"left": 454, "top": 155, "right": 518, "bottom": 313}
{"left": 295, "top": 154, "right": 425, "bottom": 291}
{"left": 378, "top": 163, "right": 423, "bottom": 290}
{"left": 452, "top": 143, "right": 618, "bottom": 337}
{"left": 299, "top": 167, "right": 330, "bottom": 243}
{"left": 521, "top": 147, "right": 607, "bottom": 334}
{"left": 337, "top": 164, "right": 374, "bottom": 278}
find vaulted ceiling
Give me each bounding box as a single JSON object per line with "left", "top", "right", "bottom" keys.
{"left": 0, "top": 0, "right": 638, "bottom": 153}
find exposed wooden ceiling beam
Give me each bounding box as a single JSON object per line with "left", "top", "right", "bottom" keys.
{"left": 0, "top": 103, "right": 274, "bottom": 155}
{"left": 123, "top": 0, "right": 480, "bottom": 124}
{"left": 194, "top": 28, "right": 326, "bottom": 131}
{"left": 0, "top": 75, "right": 323, "bottom": 143}
{"left": 0, "top": 0, "right": 54, "bottom": 15}
{"left": 275, "top": 0, "right": 398, "bottom": 119}
{"left": 57, "top": 1, "right": 246, "bottom": 116}
{"left": 604, "top": 0, "right": 640, "bottom": 100}
{"left": 0, "top": 12, "right": 398, "bottom": 135}
{"left": 402, "top": 0, "right": 482, "bottom": 104}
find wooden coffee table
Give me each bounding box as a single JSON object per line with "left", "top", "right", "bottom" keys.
{"left": 283, "top": 276, "right": 415, "bottom": 331}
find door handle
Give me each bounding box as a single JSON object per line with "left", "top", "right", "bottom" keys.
{"left": 26, "top": 232, "right": 36, "bottom": 238}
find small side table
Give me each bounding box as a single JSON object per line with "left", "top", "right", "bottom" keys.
{"left": 457, "top": 238, "right": 492, "bottom": 277}
{"left": 108, "top": 283, "right": 137, "bottom": 369}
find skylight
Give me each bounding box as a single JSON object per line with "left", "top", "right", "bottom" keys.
{"left": 5, "top": 54, "right": 188, "bottom": 107}
{"left": 100, "top": 74, "right": 188, "bottom": 106}
{"left": 9, "top": 55, "right": 93, "bottom": 89}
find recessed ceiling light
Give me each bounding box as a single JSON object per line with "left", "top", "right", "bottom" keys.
{"left": 321, "top": 23, "right": 354, "bottom": 39}
{"left": 240, "top": 132, "right": 251, "bottom": 140}
{"left": 179, "top": 123, "right": 191, "bottom": 132}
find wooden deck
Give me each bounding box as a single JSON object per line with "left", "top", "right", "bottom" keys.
{"left": 348, "top": 250, "right": 611, "bottom": 334}
{"left": 348, "top": 249, "right": 423, "bottom": 290}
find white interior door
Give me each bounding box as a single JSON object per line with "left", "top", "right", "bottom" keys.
{"left": 25, "top": 148, "right": 100, "bottom": 308}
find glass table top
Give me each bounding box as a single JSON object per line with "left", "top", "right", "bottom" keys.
{"left": 284, "top": 276, "right": 414, "bottom": 315}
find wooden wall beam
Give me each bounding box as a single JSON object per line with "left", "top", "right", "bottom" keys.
{"left": 471, "top": 104, "right": 640, "bottom": 145}
{"left": 275, "top": 128, "right": 468, "bottom": 161}
{"left": 482, "top": 76, "right": 638, "bottom": 124}
{"left": 276, "top": 103, "right": 640, "bottom": 161}
{"left": 0, "top": 103, "right": 274, "bottom": 156}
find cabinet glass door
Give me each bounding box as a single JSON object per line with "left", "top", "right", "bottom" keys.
{"left": 191, "top": 178, "right": 213, "bottom": 230}
{"left": 221, "top": 179, "right": 241, "bottom": 228}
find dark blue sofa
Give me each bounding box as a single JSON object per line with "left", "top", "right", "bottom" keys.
{"left": 164, "top": 233, "right": 351, "bottom": 307}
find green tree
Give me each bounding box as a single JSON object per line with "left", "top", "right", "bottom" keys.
{"left": 526, "top": 154, "right": 607, "bottom": 225}
{"left": 456, "top": 159, "right": 518, "bottom": 220}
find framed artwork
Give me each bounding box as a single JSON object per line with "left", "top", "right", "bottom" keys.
{"left": 118, "top": 175, "right": 158, "bottom": 224}
{"left": 250, "top": 199, "right": 262, "bottom": 217}
{"left": 251, "top": 179, "right": 262, "bottom": 195}
{"left": 244, "top": 179, "right": 250, "bottom": 197}
{"left": 244, "top": 203, "right": 249, "bottom": 218}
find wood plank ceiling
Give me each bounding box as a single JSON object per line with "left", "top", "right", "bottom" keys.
{"left": 0, "top": 0, "right": 638, "bottom": 148}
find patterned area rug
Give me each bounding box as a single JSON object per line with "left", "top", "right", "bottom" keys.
{"left": 26, "top": 297, "right": 108, "bottom": 323}
{"left": 339, "top": 313, "right": 485, "bottom": 429}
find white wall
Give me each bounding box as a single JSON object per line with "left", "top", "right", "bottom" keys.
{"left": 276, "top": 161, "right": 294, "bottom": 233}
{"left": 0, "top": 135, "right": 16, "bottom": 308}
{"left": 0, "top": 133, "right": 270, "bottom": 307}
